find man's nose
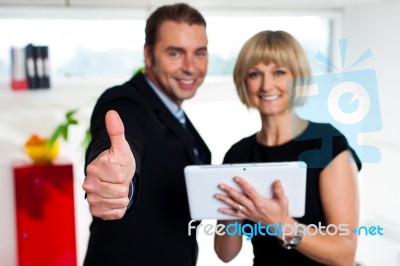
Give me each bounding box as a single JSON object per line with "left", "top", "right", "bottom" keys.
{"left": 182, "top": 55, "right": 195, "bottom": 73}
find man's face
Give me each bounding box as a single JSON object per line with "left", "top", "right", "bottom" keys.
{"left": 144, "top": 21, "right": 208, "bottom": 106}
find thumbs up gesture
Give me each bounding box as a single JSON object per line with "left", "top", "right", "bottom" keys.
{"left": 83, "top": 110, "right": 136, "bottom": 220}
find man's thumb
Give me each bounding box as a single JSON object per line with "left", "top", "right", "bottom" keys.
{"left": 105, "top": 110, "right": 127, "bottom": 154}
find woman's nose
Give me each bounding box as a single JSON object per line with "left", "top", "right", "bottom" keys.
{"left": 262, "top": 75, "right": 274, "bottom": 91}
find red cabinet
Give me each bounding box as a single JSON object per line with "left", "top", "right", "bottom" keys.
{"left": 13, "top": 164, "right": 77, "bottom": 266}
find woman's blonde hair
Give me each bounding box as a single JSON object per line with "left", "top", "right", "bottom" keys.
{"left": 233, "top": 30, "right": 311, "bottom": 108}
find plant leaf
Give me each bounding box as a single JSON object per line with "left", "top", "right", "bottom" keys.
{"left": 82, "top": 128, "right": 92, "bottom": 151}
{"left": 66, "top": 110, "right": 78, "bottom": 123}
{"left": 48, "top": 108, "right": 81, "bottom": 148}
{"left": 66, "top": 109, "right": 77, "bottom": 119}
{"left": 68, "top": 119, "right": 79, "bottom": 125}
{"left": 133, "top": 66, "right": 144, "bottom": 76}
{"left": 49, "top": 125, "right": 63, "bottom": 147}
{"left": 61, "top": 125, "right": 68, "bottom": 140}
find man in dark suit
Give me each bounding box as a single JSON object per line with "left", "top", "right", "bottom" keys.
{"left": 82, "top": 3, "right": 211, "bottom": 265}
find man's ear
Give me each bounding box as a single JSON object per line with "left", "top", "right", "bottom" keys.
{"left": 144, "top": 45, "right": 152, "bottom": 68}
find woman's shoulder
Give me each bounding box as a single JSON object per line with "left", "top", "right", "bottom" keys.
{"left": 305, "top": 121, "right": 344, "bottom": 138}
{"left": 305, "top": 121, "right": 362, "bottom": 170}
{"left": 224, "top": 134, "right": 256, "bottom": 163}
{"left": 229, "top": 134, "right": 257, "bottom": 150}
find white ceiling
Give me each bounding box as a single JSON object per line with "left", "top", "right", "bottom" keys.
{"left": 0, "top": 0, "right": 395, "bottom": 20}
{"left": 72, "top": 0, "right": 394, "bottom": 10}
{"left": 179, "top": 0, "right": 390, "bottom": 9}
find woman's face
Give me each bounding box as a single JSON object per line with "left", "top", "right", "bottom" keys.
{"left": 245, "top": 62, "right": 294, "bottom": 116}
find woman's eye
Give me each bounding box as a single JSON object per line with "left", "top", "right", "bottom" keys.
{"left": 248, "top": 72, "right": 261, "bottom": 79}
{"left": 274, "top": 70, "right": 286, "bottom": 77}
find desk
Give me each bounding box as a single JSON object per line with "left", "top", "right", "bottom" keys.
{"left": 13, "top": 163, "right": 77, "bottom": 266}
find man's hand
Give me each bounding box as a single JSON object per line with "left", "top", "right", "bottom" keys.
{"left": 83, "top": 110, "right": 136, "bottom": 220}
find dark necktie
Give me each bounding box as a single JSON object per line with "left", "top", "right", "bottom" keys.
{"left": 175, "top": 109, "right": 205, "bottom": 164}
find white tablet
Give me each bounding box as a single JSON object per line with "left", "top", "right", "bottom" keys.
{"left": 184, "top": 162, "right": 307, "bottom": 220}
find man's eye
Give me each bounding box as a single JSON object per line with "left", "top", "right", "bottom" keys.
{"left": 169, "top": 51, "right": 181, "bottom": 58}
{"left": 195, "top": 50, "right": 208, "bottom": 57}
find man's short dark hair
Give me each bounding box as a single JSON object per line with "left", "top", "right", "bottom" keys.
{"left": 145, "top": 3, "right": 206, "bottom": 50}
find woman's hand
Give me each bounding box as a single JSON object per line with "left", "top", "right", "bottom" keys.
{"left": 214, "top": 177, "right": 294, "bottom": 227}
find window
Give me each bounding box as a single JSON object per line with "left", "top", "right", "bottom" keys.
{"left": 0, "top": 18, "right": 146, "bottom": 80}
{"left": 0, "top": 11, "right": 332, "bottom": 83}
{"left": 206, "top": 15, "right": 332, "bottom": 76}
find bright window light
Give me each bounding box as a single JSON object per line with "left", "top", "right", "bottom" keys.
{"left": 0, "top": 15, "right": 331, "bottom": 80}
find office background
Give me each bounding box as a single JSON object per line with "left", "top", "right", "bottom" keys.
{"left": 0, "top": 0, "right": 399, "bottom": 265}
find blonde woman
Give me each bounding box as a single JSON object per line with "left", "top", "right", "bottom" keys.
{"left": 214, "top": 31, "right": 361, "bottom": 266}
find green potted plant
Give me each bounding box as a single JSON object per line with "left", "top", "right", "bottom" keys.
{"left": 25, "top": 109, "right": 91, "bottom": 164}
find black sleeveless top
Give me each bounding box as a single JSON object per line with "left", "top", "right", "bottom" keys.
{"left": 223, "top": 122, "right": 361, "bottom": 266}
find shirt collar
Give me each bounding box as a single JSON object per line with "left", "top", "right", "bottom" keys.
{"left": 144, "top": 74, "right": 181, "bottom": 117}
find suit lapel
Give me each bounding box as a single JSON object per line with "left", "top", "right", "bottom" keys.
{"left": 129, "top": 73, "right": 198, "bottom": 164}
{"left": 185, "top": 116, "right": 211, "bottom": 163}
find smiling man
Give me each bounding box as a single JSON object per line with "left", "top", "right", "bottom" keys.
{"left": 82, "top": 3, "right": 211, "bottom": 265}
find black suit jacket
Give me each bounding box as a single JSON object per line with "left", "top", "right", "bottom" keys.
{"left": 84, "top": 73, "right": 211, "bottom": 266}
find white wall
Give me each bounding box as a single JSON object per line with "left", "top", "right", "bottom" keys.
{"left": 0, "top": 79, "right": 108, "bottom": 266}
{"left": 343, "top": 1, "right": 400, "bottom": 265}
{"left": 2, "top": 2, "right": 400, "bottom": 265}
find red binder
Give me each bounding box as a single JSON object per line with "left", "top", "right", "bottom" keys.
{"left": 10, "top": 47, "right": 28, "bottom": 91}
{"left": 13, "top": 164, "right": 77, "bottom": 266}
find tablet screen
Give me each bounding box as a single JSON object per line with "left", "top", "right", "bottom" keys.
{"left": 184, "top": 162, "right": 307, "bottom": 220}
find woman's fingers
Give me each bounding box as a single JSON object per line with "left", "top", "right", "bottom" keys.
{"left": 272, "top": 180, "right": 288, "bottom": 205}
{"left": 214, "top": 193, "right": 248, "bottom": 218}
{"left": 234, "top": 176, "right": 261, "bottom": 202}
{"left": 214, "top": 179, "right": 291, "bottom": 223}
{"left": 218, "top": 183, "right": 253, "bottom": 210}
